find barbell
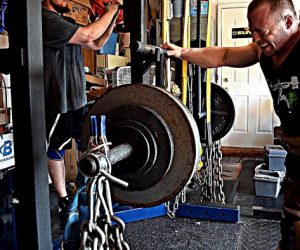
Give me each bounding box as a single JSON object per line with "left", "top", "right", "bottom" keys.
{"left": 80, "top": 83, "right": 234, "bottom": 207}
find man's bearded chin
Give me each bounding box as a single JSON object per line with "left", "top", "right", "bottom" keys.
{"left": 53, "top": 2, "right": 72, "bottom": 13}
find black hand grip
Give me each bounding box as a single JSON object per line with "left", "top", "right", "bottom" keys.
{"left": 131, "top": 41, "right": 168, "bottom": 56}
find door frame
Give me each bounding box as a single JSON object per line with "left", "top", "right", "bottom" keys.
{"left": 216, "top": 2, "right": 277, "bottom": 149}
{"left": 217, "top": 2, "right": 250, "bottom": 86}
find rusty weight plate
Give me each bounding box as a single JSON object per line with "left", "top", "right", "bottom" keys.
{"left": 81, "top": 84, "right": 200, "bottom": 207}
{"left": 198, "top": 83, "right": 235, "bottom": 142}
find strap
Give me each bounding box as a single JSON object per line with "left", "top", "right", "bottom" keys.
{"left": 206, "top": 0, "right": 213, "bottom": 146}
{"left": 181, "top": 0, "right": 190, "bottom": 105}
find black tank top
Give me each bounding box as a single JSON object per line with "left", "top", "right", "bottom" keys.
{"left": 260, "top": 41, "right": 300, "bottom": 136}
{"left": 260, "top": 42, "right": 300, "bottom": 178}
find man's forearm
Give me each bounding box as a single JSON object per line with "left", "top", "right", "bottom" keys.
{"left": 87, "top": 8, "right": 118, "bottom": 40}
{"left": 75, "top": 5, "right": 119, "bottom": 48}
{"left": 92, "top": 11, "right": 118, "bottom": 49}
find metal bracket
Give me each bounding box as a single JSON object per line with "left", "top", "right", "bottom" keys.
{"left": 176, "top": 203, "right": 240, "bottom": 223}
{"left": 112, "top": 203, "right": 240, "bottom": 224}
{"left": 114, "top": 204, "right": 167, "bottom": 223}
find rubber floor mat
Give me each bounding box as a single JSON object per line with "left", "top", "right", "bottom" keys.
{"left": 124, "top": 216, "right": 242, "bottom": 250}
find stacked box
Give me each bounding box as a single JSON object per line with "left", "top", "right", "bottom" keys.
{"left": 63, "top": 0, "right": 91, "bottom": 26}
{"left": 253, "top": 163, "right": 284, "bottom": 198}
{"left": 253, "top": 145, "right": 287, "bottom": 198}
{"left": 96, "top": 54, "right": 129, "bottom": 70}
{"left": 264, "top": 145, "right": 287, "bottom": 171}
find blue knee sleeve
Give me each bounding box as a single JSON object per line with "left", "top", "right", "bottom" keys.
{"left": 47, "top": 148, "right": 65, "bottom": 160}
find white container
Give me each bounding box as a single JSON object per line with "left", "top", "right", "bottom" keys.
{"left": 253, "top": 163, "right": 283, "bottom": 198}
{"left": 264, "top": 145, "right": 287, "bottom": 171}
{"left": 112, "top": 66, "right": 156, "bottom": 87}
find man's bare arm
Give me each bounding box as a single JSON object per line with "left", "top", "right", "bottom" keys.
{"left": 69, "top": 3, "right": 119, "bottom": 50}
{"left": 163, "top": 42, "right": 261, "bottom": 68}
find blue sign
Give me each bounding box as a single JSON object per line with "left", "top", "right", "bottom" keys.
{"left": 0, "top": 140, "right": 13, "bottom": 157}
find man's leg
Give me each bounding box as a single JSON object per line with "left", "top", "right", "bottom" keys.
{"left": 48, "top": 158, "right": 67, "bottom": 198}
{"left": 278, "top": 178, "right": 300, "bottom": 250}
{"left": 47, "top": 148, "right": 70, "bottom": 223}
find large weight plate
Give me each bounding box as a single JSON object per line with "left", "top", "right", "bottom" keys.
{"left": 106, "top": 104, "right": 174, "bottom": 191}
{"left": 198, "top": 83, "right": 235, "bottom": 142}
{"left": 82, "top": 84, "right": 200, "bottom": 207}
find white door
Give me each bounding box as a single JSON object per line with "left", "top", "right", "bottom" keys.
{"left": 217, "top": 3, "right": 278, "bottom": 148}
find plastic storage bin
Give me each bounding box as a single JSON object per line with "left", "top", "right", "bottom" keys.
{"left": 264, "top": 145, "right": 287, "bottom": 171}
{"left": 112, "top": 66, "right": 156, "bottom": 87}
{"left": 253, "top": 163, "right": 284, "bottom": 198}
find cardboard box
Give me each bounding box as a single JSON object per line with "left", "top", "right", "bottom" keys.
{"left": 63, "top": 0, "right": 92, "bottom": 26}
{"left": 0, "top": 132, "right": 15, "bottom": 170}
{"left": 96, "top": 54, "right": 128, "bottom": 70}
{"left": 73, "top": 0, "right": 92, "bottom": 9}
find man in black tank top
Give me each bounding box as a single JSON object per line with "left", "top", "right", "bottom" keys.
{"left": 163, "top": 0, "right": 300, "bottom": 249}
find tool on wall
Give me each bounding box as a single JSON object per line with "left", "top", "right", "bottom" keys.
{"left": 161, "top": 0, "right": 171, "bottom": 91}
{"left": 181, "top": 0, "right": 190, "bottom": 105}
{"left": 205, "top": 0, "right": 213, "bottom": 147}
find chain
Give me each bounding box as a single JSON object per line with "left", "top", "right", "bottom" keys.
{"left": 80, "top": 125, "right": 130, "bottom": 250}
{"left": 80, "top": 168, "right": 130, "bottom": 249}
{"left": 187, "top": 64, "right": 194, "bottom": 114}
{"left": 165, "top": 187, "right": 187, "bottom": 218}
{"left": 196, "top": 141, "right": 225, "bottom": 203}
{"left": 166, "top": 63, "right": 193, "bottom": 218}
{"left": 215, "top": 141, "right": 225, "bottom": 203}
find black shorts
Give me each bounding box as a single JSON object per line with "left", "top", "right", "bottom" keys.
{"left": 46, "top": 106, "right": 87, "bottom": 151}
{"left": 279, "top": 209, "right": 300, "bottom": 250}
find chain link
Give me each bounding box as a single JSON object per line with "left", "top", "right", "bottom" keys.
{"left": 195, "top": 141, "right": 225, "bottom": 204}
{"left": 80, "top": 135, "right": 130, "bottom": 250}
{"left": 164, "top": 139, "right": 224, "bottom": 210}
{"left": 165, "top": 186, "right": 187, "bottom": 218}
{"left": 187, "top": 64, "right": 194, "bottom": 114}
{"left": 165, "top": 194, "right": 180, "bottom": 219}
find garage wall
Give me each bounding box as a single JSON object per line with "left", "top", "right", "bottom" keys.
{"left": 218, "top": 0, "right": 299, "bottom": 16}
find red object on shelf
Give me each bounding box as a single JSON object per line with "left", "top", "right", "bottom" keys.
{"left": 90, "top": 0, "right": 123, "bottom": 24}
